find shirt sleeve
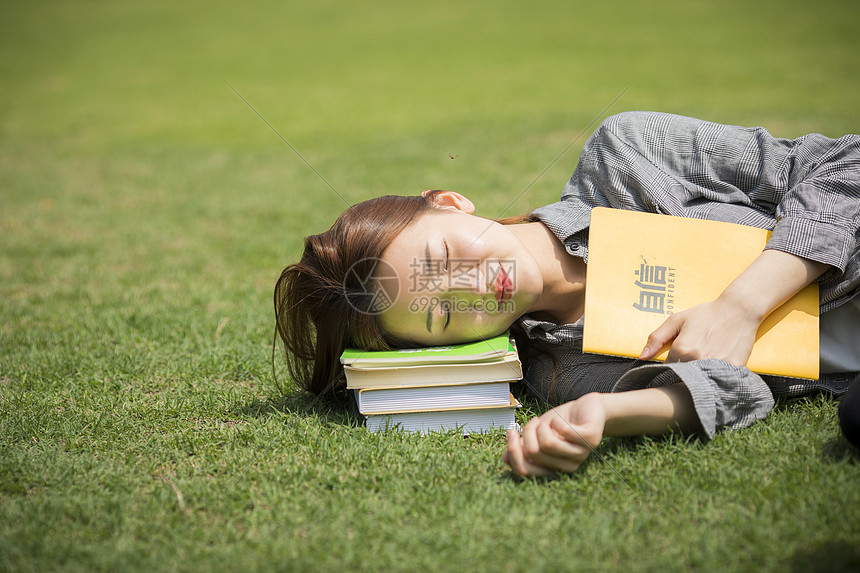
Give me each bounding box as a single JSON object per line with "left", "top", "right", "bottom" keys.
{"left": 532, "top": 111, "right": 860, "bottom": 282}
{"left": 766, "top": 132, "right": 860, "bottom": 272}
{"left": 610, "top": 360, "right": 775, "bottom": 440}
{"left": 518, "top": 319, "right": 773, "bottom": 438}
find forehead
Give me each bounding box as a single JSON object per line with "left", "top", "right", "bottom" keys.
{"left": 379, "top": 211, "right": 455, "bottom": 271}
{"left": 393, "top": 209, "right": 457, "bottom": 241}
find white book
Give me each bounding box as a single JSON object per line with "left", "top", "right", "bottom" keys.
{"left": 364, "top": 395, "right": 521, "bottom": 435}
{"left": 354, "top": 381, "right": 512, "bottom": 414}
{"left": 344, "top": 354, "right": 523, "bottom": 389}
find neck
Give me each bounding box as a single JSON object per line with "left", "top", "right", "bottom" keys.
{"left": 511, "top": 222, "right": 587, "bottom": 325}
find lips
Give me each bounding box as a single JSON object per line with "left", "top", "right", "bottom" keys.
{"left": 494, "top": 265, "right": 513, "bottom": 302}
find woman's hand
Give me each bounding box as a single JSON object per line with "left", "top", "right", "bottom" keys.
{"left": 503, "top": 393, "right": 607, "bottom": 476}
{"left": 502, "top": 386, "right": 700, "bottom": 477}
{"left": 640, "top": 249, "right": 829, "bottom": 365}
{"left": 639, "top": 298, "right": 760, "bottom": 366}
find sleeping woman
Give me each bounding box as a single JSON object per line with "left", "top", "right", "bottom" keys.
{"left": 274, "top": 111, "right": 860, "bottom": 476}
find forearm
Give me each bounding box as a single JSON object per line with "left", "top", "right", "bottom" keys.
{"left": 600, "top": 384, "right": 699, "bottom": 437}
{"left": 719, "top": 249, "right": 829, "bottom": 321}
{"left": 641, "top": 249, "right": 831, "bottom": 364}
{"left": 506, "top": 383, "right": 701, "bottom": 476}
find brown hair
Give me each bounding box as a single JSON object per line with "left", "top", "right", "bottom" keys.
{"left": 274, "top": 192, "right": 537, "bottom": 396}
{"left": 273, "top": 191, "right": 532, "bottom": 394}
{"left": 275, "top": 191, "right": 436, "bottom": 395}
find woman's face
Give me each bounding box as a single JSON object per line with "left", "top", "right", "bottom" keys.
{"left": 376, "top": 208, "right": 543, "bottom": 346}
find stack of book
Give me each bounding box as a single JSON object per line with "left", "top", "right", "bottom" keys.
{"left": 340, "top": 332, "right": 523, "bottom": 435}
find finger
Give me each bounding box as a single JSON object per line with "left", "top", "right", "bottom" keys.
{"left": 505, "top": 427, "right": 555, "bottom": 477}
{"left": 520, "top": 416, "right": 541, "bottom": 453}
{"left": 545, "top": 414, "right": 601, "bottom": 453}
{"left": 520, "top": 417, "right": 586, "bottom": 473}
{"left": 535, "top": 415, "right": 592, "bottom": 459}
{"left": 509, "top": 424, "right": 567, "bottom": 476}
{"left": 641, "top": 314, "right": 683, "bottom": 359}
{"left": 532, "top": 419, "right": 588, "bottom": 472}
{"left": 520, "top": 418, "right": 547, "bottom": 464}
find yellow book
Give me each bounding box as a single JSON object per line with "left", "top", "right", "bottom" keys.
{"left": 583, "top": 208, "right": 819, "bottom": 380}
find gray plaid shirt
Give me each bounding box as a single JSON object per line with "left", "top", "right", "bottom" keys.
{"left": 517, "top": 111, "right": 860, "bottom": 439}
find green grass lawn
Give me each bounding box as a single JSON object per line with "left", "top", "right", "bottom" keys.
{"left": 2, "top": 0, "right": 859, "bottom": 571}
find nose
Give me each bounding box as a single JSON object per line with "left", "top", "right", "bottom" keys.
{"left": 445, "top": 261, "right": 486, "bottom": 294}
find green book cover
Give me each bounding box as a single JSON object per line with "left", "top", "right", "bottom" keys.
{"left": 340, "top": 332, "right": 514, "bottom": 367}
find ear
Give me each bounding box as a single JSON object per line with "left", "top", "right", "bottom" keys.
{"left": 420, "top": 189, "right": 475, "bottom": 214}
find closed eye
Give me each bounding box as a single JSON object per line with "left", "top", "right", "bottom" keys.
{"left": 443, "top": 239, "right": 450, "bottom": 329}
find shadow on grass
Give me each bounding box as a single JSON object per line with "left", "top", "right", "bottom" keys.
{"left": 497, "top": 456, "right": 597, "bottom": 485}
{"left": 231, "top": 389, "right": 360, "bottom": 426}
{"left": 498, "top": 433, "right": 699, "bottom": 486}
{"left": 770, "top": 391, "right": 838, "bottom": 413}
{"left": 768, "top": 391, "right": 859, "bottom": 465}
{"left": 820, "top": 435, "right": 860, "bottom": 464}
{"left": 791, "top": 540, "right": 860, "bottom": 573}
